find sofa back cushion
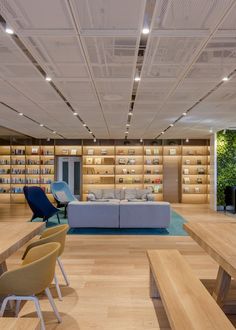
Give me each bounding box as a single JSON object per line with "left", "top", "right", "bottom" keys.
{"left": 125, "top": 189, "right": 137, "bottom": 200}
{"left": 103, "top": 189, "right": 115, "bottom": 199}
{"left": 136, "top": 188, "right": 152, "bottom": 200}
{"left": 89, "top": 189, "right": 103, "bottom": 199}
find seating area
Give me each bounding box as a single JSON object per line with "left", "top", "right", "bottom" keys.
{"left": 1, "top": 1, "right": 236, "bottom": 329}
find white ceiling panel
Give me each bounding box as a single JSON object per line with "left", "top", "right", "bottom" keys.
{"left": 72, "top": 0, "right": 145, "bottom": 31}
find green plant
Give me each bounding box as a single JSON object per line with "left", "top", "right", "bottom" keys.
{"left": 217, "top": 130, "right": 236, "bottom": 206}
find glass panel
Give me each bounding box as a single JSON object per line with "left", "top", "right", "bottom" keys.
{"left": 62, "top": 161, "right": 68, "bottom": 183}
{"left": 74, "top": 161, "right": 80, "bottom": 195}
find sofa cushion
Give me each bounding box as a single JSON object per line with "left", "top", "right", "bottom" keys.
{"left": 136, "top": 188, "right": 151, "bottom": 200}
{"left": 125, "top": 189, "right": 137, "bottom": 200}
{"left": 89, "top": 189, "right": 103, "bottom": 199}
{"left": 103, "top": 189, "right": 115, "bottom": 199}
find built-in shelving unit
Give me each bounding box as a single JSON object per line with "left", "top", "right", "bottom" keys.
{"left": 0, "top": 140, "right": 210, "bottom": 204}
{"left": 82, "top": 146, "right": 115, "bottom": 200}
{"left": 181, "top": 145, "right": 209, "bottom": 204}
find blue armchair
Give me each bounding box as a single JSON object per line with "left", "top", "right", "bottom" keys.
{"left": 51, "top": 181, "right": 77, "bottom": 217}
{"left": 23, "top": 186, "right": 60, "bottom": 223}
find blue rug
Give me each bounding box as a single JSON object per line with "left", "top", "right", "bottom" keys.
{"left": 32, "top": 210, "right": 187, "bottom": 236}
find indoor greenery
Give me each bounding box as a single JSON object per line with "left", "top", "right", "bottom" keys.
{"left": 217, "top": 130, "right": 236, "bottom": 206}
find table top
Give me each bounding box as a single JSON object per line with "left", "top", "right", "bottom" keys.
{"left": 0, "top": 317, "right": 40, "bottom": 329}
{"left": 184, "top": 222, "right": 236, "bottom": 277}
{"left": 0, "top": 222, "right": 45, "bottom": 264}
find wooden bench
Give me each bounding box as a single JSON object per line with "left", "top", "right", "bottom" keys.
{"left": 0, "top": 317, "right": 40, "bottom": 329}
{"left": 147, "top": 249, "right": 235, "bottom": 330}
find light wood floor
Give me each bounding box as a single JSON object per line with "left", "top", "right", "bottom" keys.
{"left": 1, "top": 203, "right": 236, "bottom": 329}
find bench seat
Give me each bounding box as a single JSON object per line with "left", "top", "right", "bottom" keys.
{"left": 147, "top": 249, "right": 235, "bottom": 330}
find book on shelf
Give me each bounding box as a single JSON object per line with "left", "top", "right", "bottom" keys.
{"left": 169, "top": 148, "right": 176, "bottom": 155}
{"left": 104, "top": 158, "right": 114, "bottom": 165}
{"left": 183, "top": 168, "right": 189, "bottom": 175}
{"left": 31, "top": 147, "right": 39, "bottom": 155}
{"left": 87, "top": 149, "right": 94, "bottom": 155}
{"left": 70, "top": 149, "right": 77, "bottom": 155}
{"left": 94, "top": 158, "right": 102, "bottom": 165}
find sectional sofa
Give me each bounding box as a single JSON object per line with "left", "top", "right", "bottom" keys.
{"left": 68, "top": 188, "right": 171, "bottom": 229}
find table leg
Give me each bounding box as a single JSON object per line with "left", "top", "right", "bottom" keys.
{"left": 149, "top": 267, "right": 160, "bottom": 299}
{"left": 0, "top": 261, "right": 7, "bottom": 276}
{"left": 212, "top": 266, "right": 231, "bottom": 307}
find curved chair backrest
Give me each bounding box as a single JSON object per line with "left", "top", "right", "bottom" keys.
{"left": 22, "top": 224, "right": 69, "bottom": 259}
{"left": 0, "top": 242, "right": 60, "bottom": 296}
{"left": 51, "top": 181, "right": 76, "bottom": 203}
{"left": 24, "top": 186, "right": 58, "bottom": 219}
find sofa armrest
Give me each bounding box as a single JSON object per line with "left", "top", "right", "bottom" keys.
{"left": 87, "top": 193, "right": 96, "bottom": 201}
{"left": 147, "top": 193, "right": 155, "bottom": 201}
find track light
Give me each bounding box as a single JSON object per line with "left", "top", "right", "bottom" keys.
{"left": 142, "top": 27, "right": 150, "bottom": 34}
{"left": 134, "top": 76, "right": 140, "bottom": 82}
{"left": 52, "top": 131, "right": 56, "bottom": 134}
{"left": 18, "top": 112, "right": 23, "bottom": 116}
{"left": 93, "top": 138, "right": 96, "bottom": 143}
{"left": 126, "top": 123, "right": 130, "bottom": 127}
{"left": 39, "top": 124, "right": 44, "bottom": 127}
{"left": 5, "top": 27, "right": 14, "bottom": 35}
{"left": 83, "top": 123, "right": 86, "bottom": 126}
{"left": 186, "top": 138, "right": 189, "bottom": 143}
{"left": 140, "top": 138, "right": 143, "bottom": 143}
{"left": 73, "top": 112, "right": 78, "bottom": 116}
{"left": 182, "top": 112, "right": 187, "bottom": 116}
{"left": 161, "top": 131, "right": 164, "bottom": 135}
{"left": 170, "top": 123, "right": 174, "bottom": 127}
{"left": 128, "top": 111, "right": 133, "bottom": 116}
{"left": 45, "top": 76, "right": 52, "bottom": 82}
{"left": 89, "top": 131, "right": 93, "bottom": 134}
{"left": 125, "top": 131, "right": 129, "bottom": 134}
{"left": 222, "top": 77, "right": 229, "bottom": 82}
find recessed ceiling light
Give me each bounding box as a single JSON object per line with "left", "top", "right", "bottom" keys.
{"left": 18, "top": 112, "right": 23, "bottom": 116}
{"left": 142, "top": 27, "right": 150, "bottom": 34}
{"left": 182, "top": 112, "right": 187, "bottom": 116}
{"left": 52, "top": 131, "right": 56, "bottom": 134}
{"left": 134, "top": 76, "right": 140, "bottom": 82}
{"left": 83, "top": 123, "right": 86, "bottom": 126}
{"left": 140, "top": 138, "right": 143, "bottom": 143}
{"left": 170, "top": 123, "right": 174, "bottom": 127}
{"left": 222, "top": 77, "right": 229, "bottom": 82}
{"left": 5, "top": 27, "right": 14, "bottom": 35}
{"left": 93, "top": 138, "right": 96, "bottom": 143}
{"left": 186, "top": 138, "right": 189, "bottom": 143}
{"left": 45, "top": 76, "right": 52, "bottom": 82}
{"left": 89, "top": 131, "right": 93, "bottom": 134}
{"left": 39, "top": 124, "right": 44, "bottom": 127}
{"left": 73, "top": 112, "right": 78, "bottom": 116}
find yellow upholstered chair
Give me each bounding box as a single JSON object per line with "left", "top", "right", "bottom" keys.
{"left": 0, "top": 242, "right": 61, "bottom": 330}
{"left": 22, "top": 224, "right": 69, "bottom": 300}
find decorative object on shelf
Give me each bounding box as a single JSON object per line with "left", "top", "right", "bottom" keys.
{"left": 146, "top": 159, "right": 152, "bottom": 165}
{"left": 153, "top": 169, "right": 159, "bottom": 174}
{"left": 62, "top": 149, "right": 69, "bottom": 155}
{"left": 87, "top": 149, "right": 94, "bottom": 155}
{"left": 197, "top": 159, "right": 202, "bottom": 165}
{"left": 197, "top": 167, "right": 205, "bottom": 174}
{"left": 153, "top": 148, "right": 159, "bottom": 155}
{"left": 153, "top": 178, "right": 162, "bottom": 184}
{"left": 117, "top": 149, "right": 124, "bottom": 155}
{"left": 153, "top": 158, "right": 159, "bottom": 165}
{"left": 183, "top": 187, "right": 190, "bottom": 193}
{"left": 185, "top": 159, "right": 190, "bottom": 165}
{"left": 104, "top": 158, "right": 114, "bottom": 165}
{"left": 169, "top": 148, "right": 176, "bottom": 155}
{"left": 153, "top": 185, "right": 161, "bottom": 193}
{"left": 85, "top": 157, "right": 93, "bottom": 165}
{"left": 196, "top": 177, "right": 203, "bottom": 184}
{"left": 101, "top": 149, "right": 107, "bottom": 155}
{"left": 118, "top": 158, "right": 126, "bottom": 165}
{"left": 187, "top": 150, "right": 194, "bottom": 155}
{"left": 31, "top": 147, "right": 39, "bottom": 155}
{"left": 122, "top": 168, "right": 127, "bottom": 174}
{"left": 128, "top": 149, "right": 135, "bottom": 155}
{"left": 131, "top": 169, "right": 135, "bottom": 174}
{"left": 146, "top": 169, "right": 151, "bottom": 174}
{"left": 144, "top": 178, "right": 151, "bottom": 183}
{"left": 195, "top": 187, "right": 200, "bottom": 193}
{"left": 127, "top": 159, "right": 136, "bottom": 165}
{"left": 146, "top": 149, "right": 151, "bottom": 155}
{"left": 119, "top": 178, "right": 123, "bottom": 183}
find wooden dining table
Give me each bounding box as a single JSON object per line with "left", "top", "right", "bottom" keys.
{"left": 0, "top": 222, "right": 45, "bottom": 275}
{"left": 184, "top": 222, "right": 236, "bottom": 310}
